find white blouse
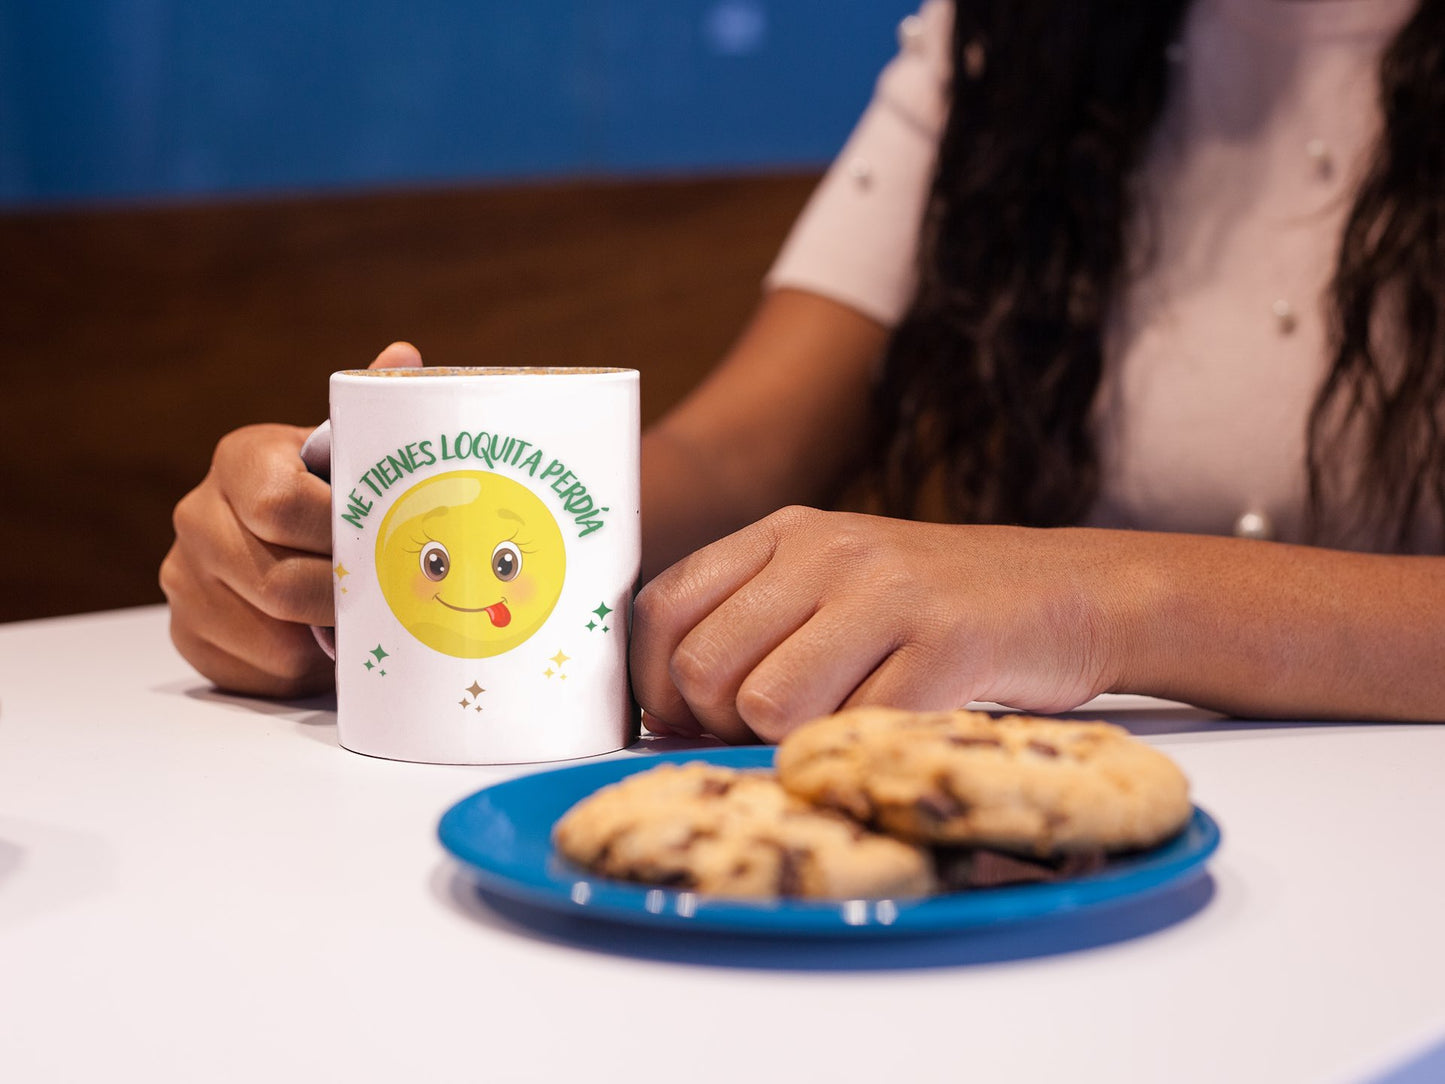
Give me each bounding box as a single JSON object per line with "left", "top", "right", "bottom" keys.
{"left": 767, "top": 0, "right": 1430, "bottom": 550}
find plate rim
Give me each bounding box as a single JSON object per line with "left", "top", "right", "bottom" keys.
{"left": 437, "top": 745, "right": 1221, "bottom": 937}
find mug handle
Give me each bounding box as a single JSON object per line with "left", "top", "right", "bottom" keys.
{"left": 299, "top": 421, "right": 337, "bottom": 661}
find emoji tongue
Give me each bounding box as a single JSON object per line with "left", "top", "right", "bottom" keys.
{"left": 485, "top": 601, "right": 511, "bottom": 627}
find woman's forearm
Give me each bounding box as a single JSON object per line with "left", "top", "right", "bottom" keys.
{"left": 1092, "top": 530, "right": 1445, "bottom": 721}
{"left": 640, "top": 288, "right": 889, "bottom": 583}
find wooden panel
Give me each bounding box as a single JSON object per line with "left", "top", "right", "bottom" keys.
{"left": 0, "top": 173, "right": 819, "bottom": 621}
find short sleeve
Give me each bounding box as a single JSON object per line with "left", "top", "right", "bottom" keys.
{"left": 764, "top": 0, "right": 953, "bottom": 327}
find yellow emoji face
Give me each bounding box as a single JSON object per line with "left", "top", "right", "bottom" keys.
{"left": 375, "top": 471, "right": 566, "bottom": 658}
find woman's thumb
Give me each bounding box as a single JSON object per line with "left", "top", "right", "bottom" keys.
{"left": 368, "top": 341, "right": 424, "bottom": 370}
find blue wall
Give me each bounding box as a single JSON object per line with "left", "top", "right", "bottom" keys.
{"left": 0, "top": 0, "right": 918, "bottom": 206}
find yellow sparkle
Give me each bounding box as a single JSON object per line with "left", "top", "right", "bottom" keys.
{"left": 334, "top": 563, "right": 350, "bottom": 580}
{"left": 550, "top": 650, "right": 570, "bottom": 667}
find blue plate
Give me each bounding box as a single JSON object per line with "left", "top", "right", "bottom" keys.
{"left": 437, "top": 746, "right": 1220, "bottom": 938}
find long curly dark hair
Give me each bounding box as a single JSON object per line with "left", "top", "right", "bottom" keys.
{"left": 869, "top": 0, "right": 1445, "bottom": 552}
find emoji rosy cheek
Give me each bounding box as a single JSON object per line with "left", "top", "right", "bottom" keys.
{"left": 507, "top": 574, "right": 539, "bottom": 605}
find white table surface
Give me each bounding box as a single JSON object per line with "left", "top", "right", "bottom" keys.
{"left": 2, "top": 605, "right": 1443, "bottom": 1083}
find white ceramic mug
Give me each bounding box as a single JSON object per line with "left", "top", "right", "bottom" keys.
{"left": 304, "top": 367, "right": 640, "bottom": 764}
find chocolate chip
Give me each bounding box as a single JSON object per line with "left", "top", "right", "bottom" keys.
{"left": 933, "top": 846, "right": 1107, "bottom": 889}
{"left": 915, "top": 787, "right": 966, "bottom": 824}
{"left": 776, "top": 847, "right": 809, "bottom": 896}
{"left": 757, "top": 840, "right": 811, "bottom": 897}
{"left": 935, "top": 848, "right": 1056, "bottom": 888}
{"left": 947, "top": 735, "right": 1003, "bottom": 749}
{"left": 594, "top": 825, "right": 634, "bottom": 864}
{"left": 699, "top": 778, "right": 733, "bottom": 797}
{"left": 1055, "top": 850, "right": 1107, "bottom": 878}
{"left": 1027, "top": 740, "right": 1060, "bottom": 758}
{"left": 822, "top": 786, "right": 875, "bottom": 823}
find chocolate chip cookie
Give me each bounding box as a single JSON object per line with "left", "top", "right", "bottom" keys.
{"left": 775, "top": 707, "right": 1191, "bottom": 857}
{"left": 552, "top": 761, "right": 937, "bottom": 899}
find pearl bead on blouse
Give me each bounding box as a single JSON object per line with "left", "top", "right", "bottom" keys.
{"left": 1272, "top": 299, "right": 1297, "bottom": 335}
{"left": 1234, "top": 510, "right": 1274, "bottom": 541}
{"left": 897, "top": 14, "right": 924, "bottom": 51}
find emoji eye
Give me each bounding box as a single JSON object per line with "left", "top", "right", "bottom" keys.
{"left": 491, "top": 541, "right": 522, "bottom": 582}
{"left": 419, "top": 541, "right": 450, "bottom": 581}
